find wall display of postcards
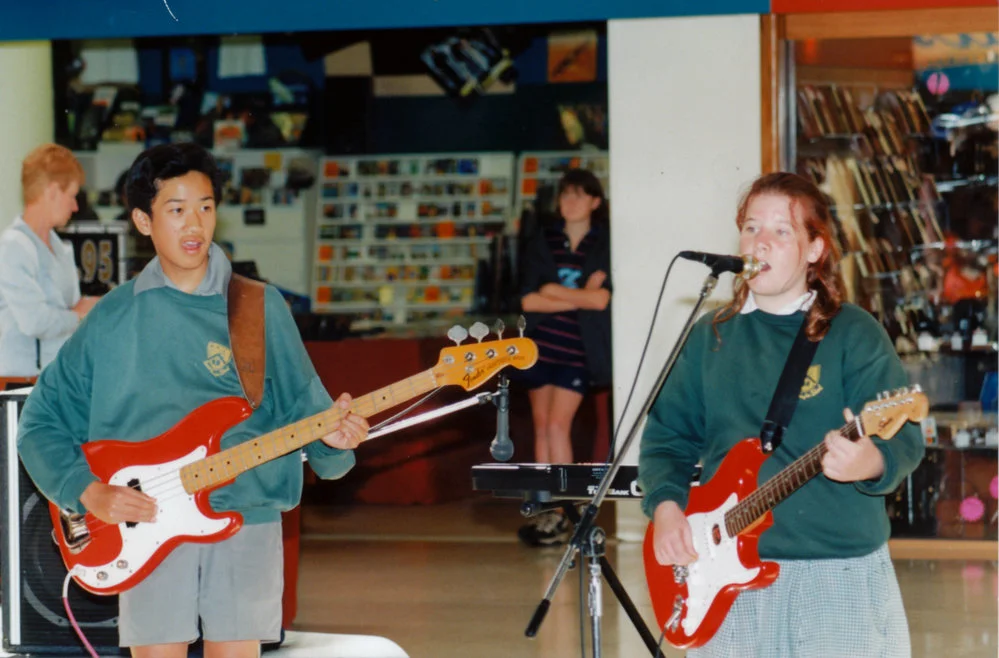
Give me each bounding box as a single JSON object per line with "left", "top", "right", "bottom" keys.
{"left": 72, "top": 146, "right": 321, "bottom": 295}
{"left": 514, "top": 150, "right": 610, "bottom": 222}
{"left": 312, "top": 152, "right": 515, "bottom": 322}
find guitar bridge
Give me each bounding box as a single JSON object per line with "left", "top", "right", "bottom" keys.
{"left": 672, "top": 565, "right": 688, "bottom": 584}
{"left": 56, "top": 509, "right": 91, "bottom": 554}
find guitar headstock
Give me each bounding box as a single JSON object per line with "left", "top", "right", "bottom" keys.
{"left": 432, "top": 321, "right": 538, "bottom": 391}
{"left": 858, "top": 386, "right": 929, "bottom": 440}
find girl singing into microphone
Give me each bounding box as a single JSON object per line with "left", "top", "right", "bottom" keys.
{"left": 638, "top": 172, "right": 923, "bottom": 657}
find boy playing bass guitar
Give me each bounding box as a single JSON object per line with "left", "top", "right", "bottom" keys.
{"left": 17, "top": 143, "right": 369, "bottom": 658}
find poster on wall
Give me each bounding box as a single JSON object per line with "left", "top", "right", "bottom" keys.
{"left": 420, "top": 27, "right": 516, "bottom": 98}
{"left": 557, "top": 103, "right": 608, "bottom": 150}
{"left": 547, "top": 30, "right": 598, "bottom": 83}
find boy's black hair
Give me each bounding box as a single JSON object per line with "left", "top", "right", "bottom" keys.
{"left": 125, "top": 143, "right": 223, "bottom": 217}
{"left": 557, "top": 168, "right": 609, "bottom": 226}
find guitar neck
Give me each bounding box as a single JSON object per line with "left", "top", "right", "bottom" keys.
{"left": 181, "top": 369, "right": 439, "bottom": 493}
{"left": 725, "top": 418, "right": 862, "bottom": 537}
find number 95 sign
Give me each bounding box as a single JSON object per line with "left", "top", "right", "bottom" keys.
{"left": 60, "top": 225, "right": 125, "bottom": 295}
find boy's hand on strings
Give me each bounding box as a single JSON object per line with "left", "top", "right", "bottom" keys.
{"left": 80, "top": 481, "right": 158, "bottom": 524}
{"left": 321, "top": 393, "right": 369, "bottom": 450}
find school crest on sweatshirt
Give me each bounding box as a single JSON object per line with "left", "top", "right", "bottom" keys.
{"left": 204, "top": 342, "right": 233, "bottom": 378}
{"left": 799, "top": 364, "right": 823, "bottom": 400}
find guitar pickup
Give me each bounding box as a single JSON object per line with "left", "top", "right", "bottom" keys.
{"left": 126, "top": 478, "right": 141, "bottom": 528}
{"left": 56, "top": 509, "right": 91, "bottom": 554}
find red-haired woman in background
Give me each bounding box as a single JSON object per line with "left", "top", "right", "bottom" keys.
{"left": 0, "top": 144, "right": 99, "bottom": 378}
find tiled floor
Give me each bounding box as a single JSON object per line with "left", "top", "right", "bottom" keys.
{"left": 294, "top": 498, "right": 998, "bottom": 658}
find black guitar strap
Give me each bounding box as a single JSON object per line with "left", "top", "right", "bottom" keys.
{"left": 759, "top": 318, "right": 821, "bottom": 454}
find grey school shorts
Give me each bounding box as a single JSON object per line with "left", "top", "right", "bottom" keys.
{"left": 118, "top": 521, "right": 283, "bottom": 647}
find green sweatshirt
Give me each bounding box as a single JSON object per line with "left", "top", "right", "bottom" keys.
{"left": 18, "top": 253, "right": 354, "bottom": 525}
{"left": 638, "top": 303, "right": 924, "bottom": 559}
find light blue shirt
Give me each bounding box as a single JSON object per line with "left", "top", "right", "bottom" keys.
{"left": 0, "top": 217, "right": 81, "bottom": 376}
{"left": 133, "top": 242, "right": 231, "bottom": 298}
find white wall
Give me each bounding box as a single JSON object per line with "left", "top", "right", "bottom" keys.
{"left": 0, "top": 42, "right": 54, "bottom": 228}
{"left": 606, "top": 15, "right": 761, "bottom": 546}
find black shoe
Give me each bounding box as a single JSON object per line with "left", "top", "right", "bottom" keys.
{"left": 517, "top": 512, "right": 570, "bottom": 547}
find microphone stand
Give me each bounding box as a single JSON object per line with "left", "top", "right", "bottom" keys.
{"left": 525, "top": 268, "right": 724, "bottom": 658}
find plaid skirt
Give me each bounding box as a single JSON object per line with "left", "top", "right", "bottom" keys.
{"left": 687, "top": 544, "right": 910, "bottom": 658}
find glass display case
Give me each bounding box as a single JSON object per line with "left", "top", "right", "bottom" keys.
{"left": 770, "top": 8, "right": 998, "bottom": 546}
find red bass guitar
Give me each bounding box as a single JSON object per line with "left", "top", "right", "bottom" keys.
{"left": 643, "top": 386, "right": 928, "bottom": 648}
{"left": 51, "top": 335, "right": 537, "bottom": 595}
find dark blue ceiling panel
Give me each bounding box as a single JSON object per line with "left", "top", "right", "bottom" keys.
{"left": 0, "top": 0, "right": 767, "bottom": 41}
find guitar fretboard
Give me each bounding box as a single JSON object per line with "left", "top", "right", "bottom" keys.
{"left": 178, "top": 370, "right": 438, "bottom": 494}
{"left": 724, "top": 418, "right": 862, "bottom": 537}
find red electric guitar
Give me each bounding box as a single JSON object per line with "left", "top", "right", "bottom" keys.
{"left": 51, "top": 334, "right": 537, "bottom": 595}
{"left": 643, "top": 386, "right": 928, "bottom": 648}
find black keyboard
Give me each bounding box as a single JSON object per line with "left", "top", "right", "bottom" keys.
{"left": 471, "top": 462, "right": 643, "bottom": 501}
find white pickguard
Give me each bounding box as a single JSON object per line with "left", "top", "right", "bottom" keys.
{"left": 681, "top": 493, "right": 760, "bottom": 636}
{"left": 73, "top": 447, "right": 233, "bottom": 591}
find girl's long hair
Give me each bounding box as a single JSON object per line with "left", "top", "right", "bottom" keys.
{"left": 713, "top": 172, "right": 845, "bottom": 341}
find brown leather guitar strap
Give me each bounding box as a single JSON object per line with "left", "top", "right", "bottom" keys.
{"left": 227, "top": 273, "right": 266, "bottom": 410}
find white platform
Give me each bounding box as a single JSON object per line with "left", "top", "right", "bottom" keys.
{"left": 268, "top": 630, "right": 409, "bottom": 658}
{"left": 0, "top": 609, "right": 408, "bottom": 658}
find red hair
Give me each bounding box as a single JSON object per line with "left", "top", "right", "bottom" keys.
{"left": 22, "top": 143, "right": 84, "bottom": 206}
{"left": 713, "top": 172, "right": 845, "bottom": 341}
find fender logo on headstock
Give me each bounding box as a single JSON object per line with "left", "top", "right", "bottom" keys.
{"left": 434, "top": 329, "right": 538, "bottom": 391}
{"left": 463, "top": 366, "right": 491, "bottom": 388}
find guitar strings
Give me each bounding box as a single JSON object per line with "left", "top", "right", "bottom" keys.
{"left": 72, "top": 343, "right": 524, "bottom": 542}
{"left": 724, "top": 416, "right": 861, "bottom": 536}
{"left": 93, "top": 368, "right": 442, "bottom": 501}
{"left": 96, "top": 373, "right": 422, "bottom": 500}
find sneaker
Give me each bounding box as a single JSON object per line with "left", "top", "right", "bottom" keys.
{"left": 517, "top": 512, "right": 570, "bottom": 547}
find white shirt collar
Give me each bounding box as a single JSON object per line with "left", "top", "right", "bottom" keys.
{"left": 740, "top": 290, "right": 816, "bottom": 315}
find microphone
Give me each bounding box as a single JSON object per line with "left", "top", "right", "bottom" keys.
{"left": 489, "top": 376, "right": 514, "bottom": 461}
{"left": 678, "top": 251, "right": 763, "bottom": 278}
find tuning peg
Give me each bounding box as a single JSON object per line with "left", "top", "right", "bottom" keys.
{"left": 447, "top": 325, "right": 469, "bottom": 345}
{"left": 517, "top": 315, "right": 527, "bottom": 338}
{"left": 469, "top": 321, "right": 489, "bottom": 343}
{"left": 492, "top": 319, "right": 505, "bottom": 340}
